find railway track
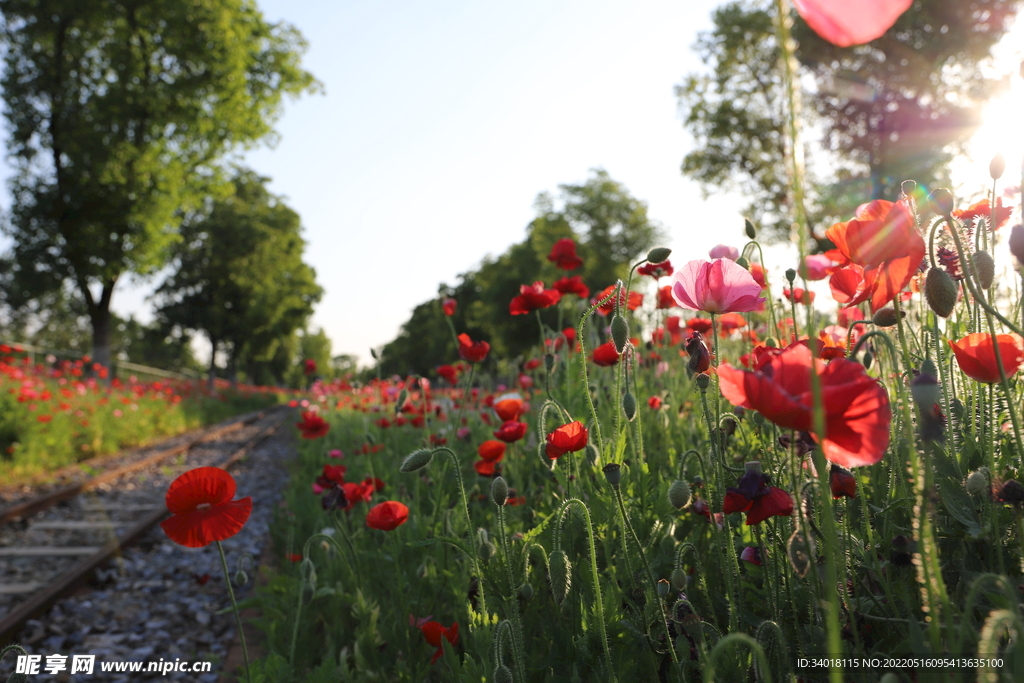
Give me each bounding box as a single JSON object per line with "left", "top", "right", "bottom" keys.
{"left": 0, "top": 406, "right": 292, "bottom": 647}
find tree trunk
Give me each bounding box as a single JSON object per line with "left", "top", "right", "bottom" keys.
{"left": 208, "top": 337, "right": 218, "bottom": 390}
{"left": 81, "top": 279, "right": 116, "bottom": 379}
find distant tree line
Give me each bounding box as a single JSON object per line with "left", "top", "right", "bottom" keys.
{"left": 377, "top": 169, "right": 664, "bottom": 378}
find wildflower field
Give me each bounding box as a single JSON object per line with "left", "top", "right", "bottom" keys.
{"left": 0, "top": 345, "right": 283, "bottom": 484}
{"left": 212, "top": 169, "right": 1024, "bottom": 683}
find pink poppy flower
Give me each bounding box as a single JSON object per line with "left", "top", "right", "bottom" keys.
{"left": 709, "top": 244, "right": 739, "bottom": 261}
{"left": 793, "top": 0, "right": 912, "bottom": 47}
{"left": 801, "top": 254, "right": 836, "bottom": 281}
{"left": 671, "top": 259, "right": 766, "bottom": 314}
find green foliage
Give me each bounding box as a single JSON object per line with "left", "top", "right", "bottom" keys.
{"left": 155, "top": 170, "right": 323, "bottom": 386}
{"left": 0, "top": 0, "right": 319, "bottom": 367}
{"left": 677, "top": 0, "right": 1020, "bottom": 240}
{"left": 380, "top": 169, "right": 663, "bottom": 376}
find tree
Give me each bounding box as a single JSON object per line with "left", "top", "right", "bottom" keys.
{"left": 154, "top": 170, "right": 322, "bottom": 387}
{"left": 380, "top": 169, "right": 663, "bottom": 375}
{"left": 677, "top": 0, "right": 1020, "bottom": 241}
{"left": 0, "top": 0, "right": 319, "bottom": 369}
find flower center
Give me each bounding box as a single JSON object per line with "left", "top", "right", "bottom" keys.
{"left": 196, "top": 503, "right": 212, "bottom": 510}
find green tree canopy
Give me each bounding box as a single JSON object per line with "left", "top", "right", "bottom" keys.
{"left": 0, "top": 0, "right": 319, "bottom": 370}
{"left": 380, "top": 169, "right": 663, "bottom": 377}
{"left": 154, "top": 170, "right": 322, "bottom": 386}
{"left": 677, "top": 0, "right": 1020, "bottom": 241}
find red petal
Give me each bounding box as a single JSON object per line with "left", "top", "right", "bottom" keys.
{"left": 160, "top": 497, "right": 252, "bottom": 548}
{"left": 165, "top": 467, "right": 236, "bottom": 515}
{"left": 723, "top": 490, "right": 752, "bottom": 514}
{"left": 745, "top": 487, "right": 793, "bottom": 525}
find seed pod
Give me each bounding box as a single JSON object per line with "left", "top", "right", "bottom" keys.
{"left": 490, "top": 476, "right": 508, "bottom": 506}
{"left": 991, "top": 153, "right": 1006, "bottom": 180}
{"left": 930, "top": 188, "right": 954, "bottom": 215}
{"left": 785, "top": 268, "right": 797, "bottom": 284}
{"left": 735, "top": 256, "right": 749, "bottom": 269}
{"left": 1010, "top": 224, "right": 1024, "bottom": 265}
{"left": 400, "top": 448, "right": 434, "bottom": 472}
{"left": 647, "top": 247, "right": 672, "bottom": 264}
{"left": 657, "top": 579, "right": 670, "bottom": 597}
{"left": 544, "top": 353, "right": 555, "bottom": 371}
{"left": 519, "top": 582, "right": 534, "bottom": 602}
{"left": 745, "top": 218, "right": 757, "bottom": 240}
{"left": 973, "top": 250, "right": 995, "bottom": 289}
{"left": 787, "top": 528, "right": 815, "bottom": 578}
{"left": 668, "top": 480, "right": 691, "bottom": 509}
{"left": 910, "top": 361, "right": 940, "bottom": 410}
{"left": 966, "top": 469, "right": 989, "bottom": 497}
{"left": 871, "top": 307, "right": 901, "bottom": 327}
{"left": 611, "top": 315, "right": 630, "bottom": 353}
{"left": 622, "top": 391, "right": 637, "bottom": 421}
{"left": 925, "top": 267, "right": 958, "bottom": 318}
{"left": 695, "top": 373, "right": 711, "bottom": 391}
{"left": 494, "top": 665, "right": 514, "bottom": 683}
{"left": 671, "top": 567, "right": 688, "bottom": 592}
{"left": 602, "top": 463, "right": 621, "bottom": 487}
{"left": 548, "top": 550, "right": 572, "bottom": 605}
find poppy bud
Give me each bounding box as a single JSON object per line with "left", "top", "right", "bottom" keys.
{"left": 299, "top": 558, "right": 317, "bottom": 591}
{"left": 1010, "top": 224, "right": 1024, "bottom": 265}
{"left": 871, "top": 307, "right": 902, "bottom": 327}
{"left": 745, "top": 218, "right": 757, "bottom": 240}
{"left": 685, "top": 332, "right": 711, "bottom": 374}
{"left": 622, "top": 391, "right": 637, "bottom": 421}
{"left": 735, "top": 256, "right": 749, "bottom": 269}
{"left": 973, "top": 250, "right": 995, "bottom": 289}
{"left": 585, "top": 443, "right": 600, "bottom": 466}
{"left": 695, "top": 373, "right": 711, "bottom": 391}
{"left": 764, "top": 337, "right": 778, "bottom": 348}
{"left": 479, "top": 540, "right": 496, "bottom": 562}
{"left": 966, "top": 469, "right": 989, "bottom": 497}
{"left": 548, "top": 550, "right": 572, "bottom": 604}
{"left": 925, "top": 267, "right": 958, "bottom": 318}
{"left": 671, "top": 567, "right": 687, "bottom": 592}
{"left": 657, "top": 579, "right": 670, "bottom": 597}
{"left": 787, "top": 528, "right": 814, "bottom": 578}
{"left": 400, "top": 448, "right": 434, "bottom": 472}
{"left": 647, "top": 247, "right": 672, "bottom": 264}
{"left": 602, "top": 463, "right": 621, "bottom": 487}
{"left": 668, "top": 480, "right": 691, "bottom": 509}
{"left": 681, "top": 613, "right": 703, "bottom": 636}
{"left": 544, "top": 353, "right": 555, "bottom": 372}
{"left": 611, "top": 315, "right": 630, "bottom": 353}
{"left": 494, "top": 665, "right": 514, "bottom": 683}
{"left": 370, "top": 348, "right": 378, "bottom": 360}
{"left": 910, "top": 361, "right": 940, "bottom": 411}
{"left": 785, "top": 268, "right": 797, "bottom": 284}
{"left": 901, "top": 179, "right": 917, "bottom": 197}
{"left": 519, "top": 582, "right": 534, "bottom": 602}
{"left": 930, "top": 188, "right": 954, "bottom": 216}
{"left": 862, "top": 351, "right": 873, "bottom": 369}
{"left": 395, "top": 389, "right": 408, "bottom": 414}
{"left": 234, "top": 569, "right": 248, "bottom": 586}
{"left": 751, "top": 411, "right": 764, "bottom": 426}
{"left": 490, "top": 476, "right": 508, "bottom": 506}
{"left": 990, "top": 153, "right": 1006, "bottom": 181}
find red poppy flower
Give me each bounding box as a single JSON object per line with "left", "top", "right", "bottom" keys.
{"left": 548, "top": 238, "right": 583, "bottom": 270}
{"left": 656, "top": 286, "right": 677, "bottom": 310}
{"left": 419, "top": 621, "right": 459, "bottom": 664}
{"left": 717, "top": 312, "right": 748, "bottom": 334}
{"left": 160, "top": 467, "right": 252, "bottom": 548}
{"left": 442, "top": 298, "right": 457, "bottom": 316}
{"left": 477, "top": 440, "right": 507, "bottom": 462}
{"left": 748, "top": 263, "right": 768, "bottom": 289}
{"left": 473, "top": 460, "right": 497, "bottom": 476}
{"left": 510, "top": 282, "right": 561, "bottom": 315}
{"left": 553, "top": 275, "right": 590, "bottom": 299}
{"left": 594, "top": 285, "right": 643, "bottom": 315}
{"left": 953, "top": 197, "right": 1014, "bottom": 230}
{"left": 437, "top": 364, "right": 458, "bottom": 384}
{"left": 303, "top": 359, "right": 317, "bottom": 376}
{"left": 366, "top": 501, "right": 409, "bottom": 531}
{"left": 722, "top": 467, "right": 793, "bottom": 526}
{"left": 296, "top": 411, "right": 329, "bottom": 439}
{"left": 783, "top": 288, "right": 815, "bottom": 305}
{"left": 949, "top": 333, "right": 1024, "bottom": 384}
{"left": 638, "top": 260, "right": 674, "bottom": 278}
{"left": 718, "top": 343, "right": 891, "bottom": 468}
{"left": 591, "top": 342, "right": 620, "bottom": 367}
{"left": 686, "top": 317, "right": 713, "bottom": 334}
{"left": 494, "top": 397, "right": 525, "bottom": 422}
{"left": 740, "top": 546, "right": 762, "bottom": 566}
{"left": 523, "top": 358, "right": 542, "bottom": 371}
{"left": 493, "top": 420, "right": 528, "bottom": 443}
{"left": 830, "top": 464, "right": 857, "bottom": 499}
{"left": 457, "top": 334, "right": 490, "bottom": 363}
{"left": 825, "top": 199, "right": 925, "bottom": 313}
{"left": 545, "top": 421, "right": 588, "bottom": 459}
{"left": 648, "top": 396, "right": 663, "bottom": 410}
{"left": 684, "top": 332, "right": 712, "bottom": 374}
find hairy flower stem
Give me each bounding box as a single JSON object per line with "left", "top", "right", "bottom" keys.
{"left": 611, "top": 486, "right": 679, "bottom": 665}
{"left": 496, "top": 505, "right": 528, "bottom": 679}
{"left": 217, "top": 541, "right": 251, "bottom": 682}
{"left": 432, "top": 447, "right": 488, "bottom": 617}
{"left": 577, "top": 290, "right": 617, "bottom": 459}
{"left": 557, "top": 498, "right": 618, "bottom": 682}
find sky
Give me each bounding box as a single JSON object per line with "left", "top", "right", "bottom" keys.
{"left": 1, "top": 1, "right": 1022, "bottom": 367}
